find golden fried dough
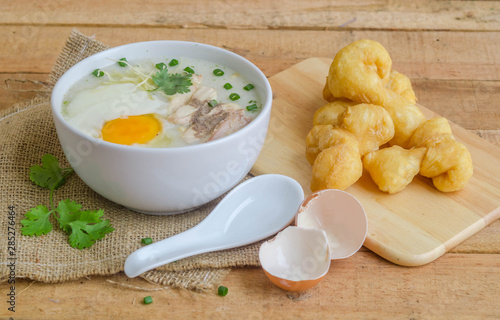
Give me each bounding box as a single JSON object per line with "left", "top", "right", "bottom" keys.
{"left": 306, "top": 125, "right": 333, "bottom": 165}
{"left": 381, "top": 95, "right": 426, "bottom": 147}
{"left": 325, "top": 39, "right": 425, "bottom": 147}
{"left": 306, "top": 103, "right": 395, "bottom": 191}
{"left": 389, "top": 70, "right": 417, "bottom": 104}
{"left": 327, "top": 39, "right": 392, "bottom": 106}
{"left": 338, "top": 103, "right": 395, "bottom": 155}
{"left": 420, "top": 139, "right": 473, "bottom": 192}
{"left": 305, "top": 125, "right": 359, "bottom": 165}
{"left": 322, "top": 81, "right": 336, "bottom": 102}
{"left": 408, "top": 117, "right": 453, "bottom": 148}
{"left": 363, "top": 146, "right": 426, "bottom": 194}
{"left": 313, "top": 100, "right": 356, "bottom": 126}
{"left": 311, "top": 143, "right": 363, "bottom": 191}
{"left": 323, "top": 70, "right": 416, "bottom": 105}
{"left": 310, "top": 39, "right": 473, "bottom": 193}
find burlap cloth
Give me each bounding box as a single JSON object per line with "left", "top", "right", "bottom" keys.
{"left": 0, "top": 29, "right": 264, "bottom": 291}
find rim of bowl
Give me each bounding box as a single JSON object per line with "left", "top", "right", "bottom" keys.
{"left": 51, "top": 40, "right": 273, "bottom": 153}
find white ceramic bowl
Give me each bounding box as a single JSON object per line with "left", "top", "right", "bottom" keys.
{"left": 51, "top": 41, "right": 272, "bottom": 214}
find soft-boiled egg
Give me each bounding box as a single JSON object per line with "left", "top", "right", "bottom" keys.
{"left": 63, "top": 83, "right": 169, "bottom": 145}
{"left": 101, "top": 114, "right": 162, "bottom": 145}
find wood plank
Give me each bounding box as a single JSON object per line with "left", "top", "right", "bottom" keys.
{"left": 2, "top": 26, "right": 500, "bottom": 82}
{"left": 3, "top": 252, "right": 499, "bottom": 319}
{"left": 413, "top": 79, "right": 500, "bottom": 130}
{"left": 451, "top": 218, "right": 500, "bottom": 253}
{"left": 1, "top": 0, "right": 500, "bottom": 31}
{"left": 252, "top": 57, "right": 500, "bottom": 266}
{"left": 0, "top": 73, "right": 49, "bottom": 109}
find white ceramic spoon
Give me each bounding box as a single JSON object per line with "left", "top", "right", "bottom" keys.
{"left": 124, "top": 174, "right": 304, "bottom": 278}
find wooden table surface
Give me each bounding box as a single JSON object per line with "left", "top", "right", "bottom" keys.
{"left": 1, "top": 1, "right": 499, "bottom": 319}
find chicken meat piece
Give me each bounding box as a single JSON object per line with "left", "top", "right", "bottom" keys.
{"left": 182, "top": 103, "right": 251, "bottom": 144}
{"left": 168, "top": 86, "right": 217, "bottom": 125}
{"left": 208, "top": 110, "right": 252, "bottom": 141}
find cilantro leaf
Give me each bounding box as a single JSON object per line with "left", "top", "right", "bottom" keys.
{"left": 68, "top": 219, "right": 114, "bottom": 249}
{"left": 22, "top": 154, "right": 114, "bottom": 249}
{"left": 20, "top": 205, "right": 53, "bottom": 236}
{"left": 55, "top": 199, "right": 83, "bottom": 233}
{"left": 29, "top": 154, "right": 74, "bottom": 191}
{"left": 56, "top": 200, "right": 114, "bottom": 249}
{"left": 151, "top": 69, "right": 192, "bottom": 95}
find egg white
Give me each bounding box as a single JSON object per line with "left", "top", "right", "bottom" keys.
{"left": 63, "top": 83, "right": 169, "bottom": 140}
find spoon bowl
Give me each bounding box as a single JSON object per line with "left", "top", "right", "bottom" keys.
{"left": 124, "top": 174, "right": 304, "bottom": 278}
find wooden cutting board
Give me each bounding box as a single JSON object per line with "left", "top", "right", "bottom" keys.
{"left": 250, "top": 57, "right": 500, "bottom": 267}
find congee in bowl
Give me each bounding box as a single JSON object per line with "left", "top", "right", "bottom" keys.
{"left": 62, "top": 56, "right": 262, "bottom": 148}
{"left": 51, "top": 41, "right": 272, "bottom": 214}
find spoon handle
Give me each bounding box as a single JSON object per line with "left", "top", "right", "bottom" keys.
{"left": 124, "top": 224, "right": 216, "bottom": 278}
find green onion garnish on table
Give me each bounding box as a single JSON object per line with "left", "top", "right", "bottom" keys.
{"left": 141, "top": 237, "right": 153, "bottom": 245}
{"left": 143, "top": 296, "right": 153, "bottom": 304}
{"left": 218, "top": 286, "right": 228, "bottom": 297}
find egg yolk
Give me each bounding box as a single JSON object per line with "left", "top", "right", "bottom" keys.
{"left": 101, "top": 114, "right": 161, "bottom": 145}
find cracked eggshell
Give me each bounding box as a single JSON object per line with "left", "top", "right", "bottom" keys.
{"left": 259, "top": 226, "right": 331, "bottom": 291}
{"left": 296, "top": 189, "right": 367, "bottom": 260}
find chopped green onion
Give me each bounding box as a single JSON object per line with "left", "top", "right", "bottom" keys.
{"left": 213, "top": 69, "right": 224, "bottom": 76}
{"left": 208, "top": 100, "right": 218, "bottom": 108}
{"left": 249, "top": 100, "right": 257, "bottom": 104}
{"left": 223, "top": 83, "right": 233, "bottom": 90}
{"left": 118, "top": 58, "right": 128, "bottom": 67}
{"left": 155, "top": 62, "right": 167, "bottom": 70}
{"left": 63, "top": 101, "right": 69, "bottom": 105}
{"left": 141, "top": 237, "right": 153, "bottom": 245}
{"left": 218, "top": 286, "right": 228, "bottom": 297}
{"left": 243, "top": 84, "right": 255, "bottom": 91}
{"left": 229, "top": 93, "right": 240, "bottom": 101}
{"left": 184, "top": 66, "right": 195, "bottom": 74}
{"left": 246, "top": 104, "right": 258, "bottom": 112}
{"left": 143, "top": 296, "right": 153, "bottom": 304}
{"left": 92, "top": 69, "right": 104, "bottom": 77}
{"left": 169, "top": 59, "right": 179, "bottom": 67}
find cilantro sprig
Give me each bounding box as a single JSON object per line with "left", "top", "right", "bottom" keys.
{"left": 151, "top": 68, "right": 193, "bottom": 96}
{"left": 21, "top": 154, "right": 114, "bottom": 249}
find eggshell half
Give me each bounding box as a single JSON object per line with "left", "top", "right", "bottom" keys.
{"left": 259, "top": 226, "right": 331, "bottom": 291}
{"left": 296, "top": 189, "right": 368, "bottom": 259}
